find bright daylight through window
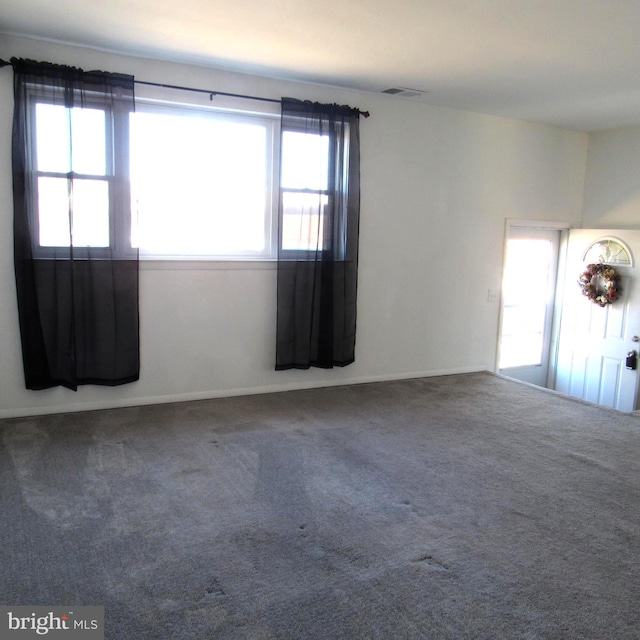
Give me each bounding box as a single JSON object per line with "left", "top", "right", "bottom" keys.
{"left": 35, "top": 103, "right": 111, "bottom": 249}
{"left": 280, "top": 130, "right": 329, "bottom": 252}
{"left": 31, "top": 96, "right": 281, "bottom": 260}
{"left": 30, "top": 94, "right": 333, "bottom": 260}
{"left": 130, "top": 104, "right": 276, "bottom": 259}
{"left": 499, "top": 238, "right": 554, "bottom": 369}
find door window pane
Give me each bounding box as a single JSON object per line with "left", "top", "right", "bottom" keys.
{"left": 499, "top": 238, "right": 553, "bottom": 368}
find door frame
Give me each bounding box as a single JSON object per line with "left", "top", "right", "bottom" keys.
{"left": 495, "top": 219, "right": 575, "bottom": 387}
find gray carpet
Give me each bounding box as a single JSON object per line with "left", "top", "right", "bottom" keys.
{"left": 1, "top": 372, "right": 639, "bottom": 639}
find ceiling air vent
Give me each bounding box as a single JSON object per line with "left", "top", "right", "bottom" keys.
{"left": 381, "top": 87, "right": 428, "bottom": 98}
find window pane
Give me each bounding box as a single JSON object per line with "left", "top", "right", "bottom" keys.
{"left": 38, "top": 177, "right": 70, "bottom": 246}
{"left": 499, "top": 334, "right": 544, "bottom": 369}
{"left": 36, "top": 103, "right": 106, "bottom": 175}
{"left": 38, "top": 177, "right": 109, "bottom": 247}
{"left": 72, "top": 180, "right": 110, "bottom": 246}
{"left": 501, "top": 305, "right": 546, "bottom": 339}
{"left": 499, "top": 239, "right": 553, "bottom": 369}
{"left": 130, "top": 110, "right": 268, "bottom": 254}
{"left": 281, "top": 191, "right": 327, "bottom": 251}
{"left": 281, "top": 131, "right": 329, "bottom": 190}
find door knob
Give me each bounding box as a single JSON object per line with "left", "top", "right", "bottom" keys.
{"left": 633, "top": 336, "right": 640, "bottom": 342}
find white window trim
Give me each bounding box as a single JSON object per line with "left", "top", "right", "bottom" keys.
{"left": 27, "top": 88, "right": 134, "bottom": 260}
{"left": 27, "top": 82, "right": 282, "bottom": 268}
{"left": 131, "top": 97, "right": 281, "bottom": 263}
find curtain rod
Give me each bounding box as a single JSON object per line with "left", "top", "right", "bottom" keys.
{"left": 0, "top": 59, "right": 370, "bottom": 118}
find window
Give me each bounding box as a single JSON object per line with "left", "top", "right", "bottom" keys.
{"left": 28, "top": 93, "right": 335, "bottom": 261}
{"left": 278, "top": 123, "right": 352, "bottom": 259}
{"left": 280, "top": 130, "right": 329, "bottom": 252}
{"left": 29, "top": 94, "right": 132, "bottom": 258}
{"left": 130, "top": 102, "right": 277, "bottom": 259}
{"left": 28, "top": 93, "right": 280, "bottom": 261}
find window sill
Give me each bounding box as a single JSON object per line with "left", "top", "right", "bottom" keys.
{"left": 139, "top": 258, "right": 277, "bottom": 271}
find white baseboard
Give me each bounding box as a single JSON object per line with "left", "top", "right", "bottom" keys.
{"left": 0, "top": 366, "right": 486, "bottom": 419}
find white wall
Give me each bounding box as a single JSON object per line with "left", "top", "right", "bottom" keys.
{"left": 0, "top": 35, "right": 588, "bottom": 417}
{"left": 582, "top": 126, "right": 640, "bottom": 228}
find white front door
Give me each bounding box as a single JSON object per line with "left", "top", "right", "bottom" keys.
{"left": 554, "top": 229, "right": 640, "bottom": 412}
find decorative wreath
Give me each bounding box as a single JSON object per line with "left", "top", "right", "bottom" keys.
{"left": 578, "top": 263, "right": 621, "bottom": 307}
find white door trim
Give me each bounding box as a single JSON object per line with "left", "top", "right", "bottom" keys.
{"left": 496, "top": 219, "right": 575, "bottom": 382}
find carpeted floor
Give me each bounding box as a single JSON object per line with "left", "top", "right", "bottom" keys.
{"left": 1, "top": 372, "right": 639, "bottom": 639}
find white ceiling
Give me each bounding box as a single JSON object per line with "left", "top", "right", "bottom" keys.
{"left": 2, "top": 0, "right": 640, "bottom": 131}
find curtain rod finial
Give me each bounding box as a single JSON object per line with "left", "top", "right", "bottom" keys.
{"left": 0, "top": 58, "right": 12, "bottom": 68}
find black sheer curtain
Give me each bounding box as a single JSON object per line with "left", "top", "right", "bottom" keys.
{"left": 12, "top": 58, "right": 139, "bottom": 390}
{"left": 276, "top": 98, "right": 361, "bottom": 370}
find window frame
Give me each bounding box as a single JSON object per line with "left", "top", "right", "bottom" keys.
{"left": 130, "top": 98, "right": 280, "bottom": 262}
{"left": 277, "top": 120, "right": 350, "bottom": 261}
{"left": 26, "top": 89, "right": 344, "bottom": 264}
{"left": 27, "top": 87, "right": 134, "bottom": 260}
